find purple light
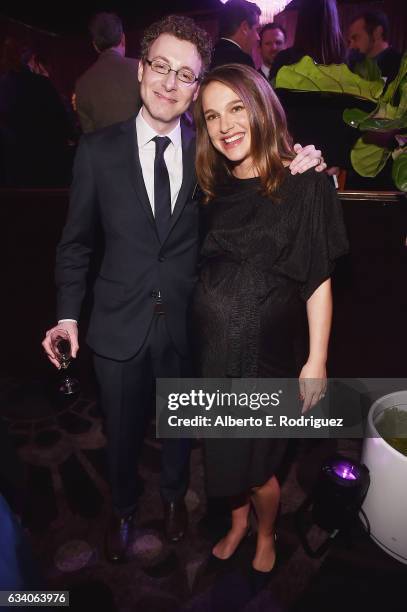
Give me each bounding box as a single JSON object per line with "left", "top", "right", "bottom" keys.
{"left": 332, "top": 460, "right": 358, "bottom": 480}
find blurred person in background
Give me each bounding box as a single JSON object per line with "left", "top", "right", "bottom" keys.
{"left": 258, "top": 22, "right": 287, "bottom": 81}
{"left": 75, "top": 12, "right": 141, "bottom": 133}
{"left": 270, "top": 0, "right": 346, "bottom": 79}
{"left": 21, "top": 49, "right": 50, "bottom": 77}
{"left": 347, "top": 10, "right": 402, "bottom": 83}
{"left": 269, "top": 0, "right": 364, "bottom": 178}
{"left": 0, "top": 38, "right": 75, "bottom": 186}
{"left": 211, "top": 0, "right": 261, "bottom": 69}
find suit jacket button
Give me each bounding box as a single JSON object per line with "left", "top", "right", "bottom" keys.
{"left": 158, "top": 255, "right": 165, "bottom": 262}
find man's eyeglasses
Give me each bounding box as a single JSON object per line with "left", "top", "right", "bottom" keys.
{"left": 145, "top": 59, "right": 200, "bottom": 85}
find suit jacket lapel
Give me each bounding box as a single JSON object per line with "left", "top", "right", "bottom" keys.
{"left": 122, "top": 118, "right": 157, "bottom": 231}
{"left": 166, "top": 122, "right": 196, "bottom": 236}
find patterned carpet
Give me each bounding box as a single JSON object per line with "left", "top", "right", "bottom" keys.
{"left": 1, "top": 373, "right": 405, "bottom": 612}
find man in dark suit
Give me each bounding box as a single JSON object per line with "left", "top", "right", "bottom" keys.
{"left": 75, "top": 12, "right": 141, "bottom": 133}
{"left": 44, "top": 15, "right": 209, "bottom": 561}
{"left": 211, "top": 0, "right": 261, "bottom": 69}
{"left": 43, "top": 14, "right": 326, "bottom": 563}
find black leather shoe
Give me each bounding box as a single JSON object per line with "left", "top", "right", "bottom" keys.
{"left": 105, "top": 511, "right": 135, "bottom": 563}
{"left": 163, "top": 499, "right": 188, "bottom": 542}
{"left": 249, "top": 566, "right": 273, "bottom": 594}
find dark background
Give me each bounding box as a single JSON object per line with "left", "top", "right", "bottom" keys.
{"left": 1, "top": 0, "right": 406, "bottom": 97}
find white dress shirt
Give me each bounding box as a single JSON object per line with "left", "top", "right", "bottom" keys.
{"left": 136, "top": 108, "right": 183, "bottom": 215}
{"left": 59, "top": 107, "right": 183, "bottom": 325}
{"left": 260, "top": 63, "right": 271, "bottom": 79}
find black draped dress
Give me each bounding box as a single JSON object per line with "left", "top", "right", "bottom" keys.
{"left": 192, "top": 169, "right": 348, "bottom": 497}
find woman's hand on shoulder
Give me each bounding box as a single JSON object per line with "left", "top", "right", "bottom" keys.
{"left": 299, "top": 360, "right": 327, "bottom": 414}
{"left": 289, "top": 144, "right": 327, "bottom": 175}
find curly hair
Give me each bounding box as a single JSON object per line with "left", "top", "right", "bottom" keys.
{"left": 140, "top": 15, "right": 213, "bottom": 75}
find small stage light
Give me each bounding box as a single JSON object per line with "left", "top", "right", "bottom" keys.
{"left": 295, "top": 455, "right": 370, "bottom": 557}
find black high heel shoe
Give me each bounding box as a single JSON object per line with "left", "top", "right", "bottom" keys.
{"left": 249, "top": 533, "right": 279, "bottom": 594}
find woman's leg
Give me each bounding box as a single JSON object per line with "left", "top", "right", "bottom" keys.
{"left": 250, "top": 475, "right": 280, "bottom": 572}
{"left": 212, "top": 494, "right": 250, "bottom": 559}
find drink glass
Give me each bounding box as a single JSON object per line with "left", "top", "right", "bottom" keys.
{"left": 50, "top": 328, "right": 80, "bottom": 395}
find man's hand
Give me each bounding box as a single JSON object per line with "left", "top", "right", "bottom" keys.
{"left": 42, "top": 321, "right": 79, "bottom": 368}
{"left": 289, "top": 143, "right": 327, "bottom": 175}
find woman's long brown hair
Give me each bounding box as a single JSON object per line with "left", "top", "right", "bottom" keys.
{"left": 193, "top": 64, "right": 294, "bottom": 203}
{"left": 294, "top": 0, "right": 346, "bottom": 65}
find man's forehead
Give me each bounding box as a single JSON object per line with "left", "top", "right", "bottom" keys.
{"left": 263, "top": 29, "right": 284, "bottom": 41}
{"left": 149, "top": 33, "right": 201, "bottom": 65}
{"left": 350, "top": 18, "right": 366, "bottom": 33}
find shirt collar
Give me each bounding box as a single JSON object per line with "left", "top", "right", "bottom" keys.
{"left": 261, "top": 63, "right": 271, "bottom": 79}
{"left": 136, "top": 107, "right": 182, "bottom": 149}
{"left": 100, "top": 48, "right": 122, "bottom": 56}
{"left": 221, "top": 37, "right": 242, "bottom": 51}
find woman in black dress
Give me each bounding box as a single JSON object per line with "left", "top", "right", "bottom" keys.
{"left": 192, "top": 64, "right": 348, "bottom": 574}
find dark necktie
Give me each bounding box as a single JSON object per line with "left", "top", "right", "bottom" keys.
{"left": 153, "top": 136, "right": 171, "bottom": 242}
